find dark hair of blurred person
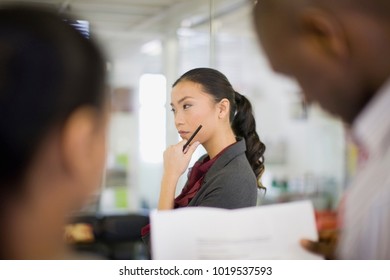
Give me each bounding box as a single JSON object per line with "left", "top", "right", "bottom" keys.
{"left": 0, "top": 4, "right": 107, "bottom": 259}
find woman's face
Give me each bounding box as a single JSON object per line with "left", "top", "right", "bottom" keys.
{"left": 171, "top": 81, "right": 220, "bottom": 145}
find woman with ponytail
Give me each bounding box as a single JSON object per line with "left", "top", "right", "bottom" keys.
{"left": 142, "top": 68, "right": 266, "bottom": 248}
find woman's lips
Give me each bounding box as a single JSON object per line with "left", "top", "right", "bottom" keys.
{"left": 178, "top": 131, "right": 190, "bottom": 137}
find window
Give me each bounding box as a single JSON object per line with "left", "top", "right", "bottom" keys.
{"left": 138, "top": 74, "right": 167, "bottom": 163}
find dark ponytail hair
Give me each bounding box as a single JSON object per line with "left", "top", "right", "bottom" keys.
{"left": 173, "top": 68, "right": 266, "bottom": 188}
{"left": 232, "top": 91, "right": 266, "bottom": 188}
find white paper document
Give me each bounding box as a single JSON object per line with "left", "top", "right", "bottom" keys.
{"left": 151, "top": 200, "right": 321, "bottom": 260}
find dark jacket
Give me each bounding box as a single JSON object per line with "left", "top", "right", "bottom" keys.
{"left": 187, "top": 138, "right": 258, "bottom": 208}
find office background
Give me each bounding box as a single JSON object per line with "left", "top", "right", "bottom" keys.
{"left": 3, "top": 1, "right": 353, "bottom": 255}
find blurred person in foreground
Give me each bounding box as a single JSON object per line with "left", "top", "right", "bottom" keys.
{"left": 0, "top": 5, "right": 107, "bottom": 259}
{"left": 253, "top": 0, "right": 390, "bottom": 259}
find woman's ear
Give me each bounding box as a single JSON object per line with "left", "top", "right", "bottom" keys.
{"left": 217, "top": 98, "right": 231, "bottom": 120}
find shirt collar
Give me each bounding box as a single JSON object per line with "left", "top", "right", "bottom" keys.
{"left": 352, "top": 78, "right": 390, "bottom": 157}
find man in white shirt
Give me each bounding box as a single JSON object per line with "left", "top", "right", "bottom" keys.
{"left": 253, "top": 0, "right": 390, "bottom": 259}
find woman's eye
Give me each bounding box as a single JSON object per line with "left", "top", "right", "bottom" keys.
{"left": 170, "top": 108, "right": 176, "bottom": 113}
{"left": 183, "top": 104, "right": 191, "bottom": 110}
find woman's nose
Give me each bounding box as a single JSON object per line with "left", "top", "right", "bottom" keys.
{"left": 174, "top": 111, "right": 185, "bottom": 127}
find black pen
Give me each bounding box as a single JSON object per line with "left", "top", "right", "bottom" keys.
{"left": 183, "top": 125, "right": 202, "bottom": 152}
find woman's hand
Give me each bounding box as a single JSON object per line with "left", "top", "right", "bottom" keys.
{"left": 163, "top": 140, "right": 200, "bottom": 178}
{"left": 158, "top": 140, "right": 200, "bottom": 210}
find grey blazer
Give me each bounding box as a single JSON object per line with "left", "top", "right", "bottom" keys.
{"left": 187, "top": 138, "right": 258, "bottom": 208}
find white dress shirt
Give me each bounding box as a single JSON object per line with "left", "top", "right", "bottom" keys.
{"left": 338, "top": 79, "right": 390, "bottom": 259}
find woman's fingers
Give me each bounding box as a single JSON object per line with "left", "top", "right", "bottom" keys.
{"left": 183, "top": 141, "right": 200, "bottom": 155}
{"left": 163, "top": 140, "right": 200, "bottom": 178}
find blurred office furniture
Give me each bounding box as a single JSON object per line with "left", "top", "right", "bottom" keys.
{"left": 68, "top": 213, "right": 149, "bottom": 260}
